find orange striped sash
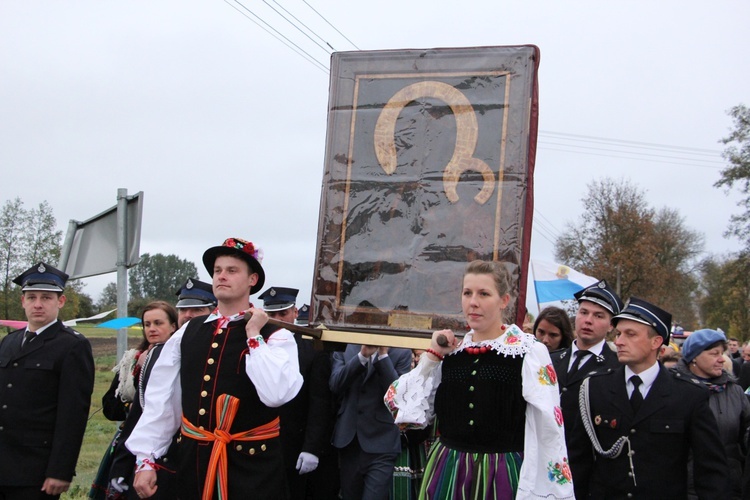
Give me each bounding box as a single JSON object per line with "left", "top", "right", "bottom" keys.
{"left": 180, "top": 394, "right": 280, "bottom": 500}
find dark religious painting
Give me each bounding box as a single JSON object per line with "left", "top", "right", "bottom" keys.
{"left": 312, "top": 45, "right": 540, "bottom": 338}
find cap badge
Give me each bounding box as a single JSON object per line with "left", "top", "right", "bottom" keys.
{"left": 38, "top": 263, "right": 46, "bottom": 273}
{"left": 186, "top": 279, "right": 194, "bottom": 289}
{"left": 270, "top": 289, "right": 276, "bottom": 297}
{"left": 598, "top": 282, "right": 605, "bottom": 288}
{"left": 594, "top": 415, "right": 602, "bottom": 426}
{"left": 301, "top": 305, "right": 308, "bottom": 312}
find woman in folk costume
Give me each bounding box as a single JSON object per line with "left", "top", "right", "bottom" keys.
{"left": 89, "top": 301, "right": 179, "bottom": 499}
{"left": 385, "top": 260, "right": 573, "bottom": 499}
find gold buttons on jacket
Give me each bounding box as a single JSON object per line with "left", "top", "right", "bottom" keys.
{"left": 469, "top": 386, "right": 474, "bottom": 392}
{"left": 236, "top": 445, "right": 243, "bottom": 451}
{"left": 212, "top": 342, "right": 219, "bottom": 348}
{"left": 204, "top": 375, "right": 211, "bottom": 381}
{"left": 249, "top": 448, "right": 256, "bottom": 455}
{"left": 261, "top": 444, "right": 267, "bottom": 451}
{"left": 201, "top": 391, "right": 208, "bottom": 397}
{"left": 208, "top": 358, "right": 215, "bottom": 365}
{"left": 199, "top": 409, "right": 206, "bottom": 415}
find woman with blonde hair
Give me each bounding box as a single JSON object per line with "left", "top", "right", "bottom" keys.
{"left": 386, "top": 260, "right": 572, "bottom": 499}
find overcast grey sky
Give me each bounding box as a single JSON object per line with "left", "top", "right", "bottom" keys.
{"left": 1, "top": 1, "right": 747, "bottom": 316}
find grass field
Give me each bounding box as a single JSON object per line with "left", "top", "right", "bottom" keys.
{"left": 61, "top": 325, "right": 143, "bottom": 500}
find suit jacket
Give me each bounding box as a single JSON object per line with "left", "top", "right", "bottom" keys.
{"left": 551, "top": 342, "right": 619, "bottom": 444}
{"left": 568, "top": 365, "right": 730, "bottom": 499}
{"left": 330, "top": 345, "right": 412, "bottom": 455}
{"left": 0, "top": 321, "right": 95, "bottom": 486}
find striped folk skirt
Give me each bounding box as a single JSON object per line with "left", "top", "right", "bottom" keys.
{"left": 419, "top": 441, "right": 522, "bottom": 500}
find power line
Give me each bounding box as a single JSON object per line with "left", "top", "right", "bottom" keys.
{"left": 302, "top": 0, "right": 360, "bottom": 50}
{"left": 262, "top": 0, "right": 333, "bottom": 55}
{"left": 534, "top": 208, "right": 563, "bottom": 237}
{"left": 539, "top": 140, "right": 724, "bottom": 166}
{"left": 225, "top": 0, "right": 329, "bottom": 74}
{"left": 539, "top": 130, "right": 722, "bottom": 155}
{"left": 538, "top": 146, "right": 725, "bottom": 170}
{"left": 268, "top": 0, "right": 337, "bottom": 51}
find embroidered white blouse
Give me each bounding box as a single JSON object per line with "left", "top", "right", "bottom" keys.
{"left": 387, "top": 325, "right": 574, "bottom": 500}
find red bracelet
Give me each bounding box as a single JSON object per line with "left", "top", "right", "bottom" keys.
{"left": 425, "top": 348, "right": 444, "bottom": 361}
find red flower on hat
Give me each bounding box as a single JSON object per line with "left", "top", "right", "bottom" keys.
{"left": 222, "top": 238, "right": 263, "bottom": 263}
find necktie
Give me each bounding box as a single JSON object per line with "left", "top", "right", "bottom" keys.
{"left": 569, "top": 350, "right": 590, "bottom": 375}
{"left": 630, "top": 376, "right": 643, "bottom": 413}
{"left": 22, "top": 330, "right": 36, "bottom": 347}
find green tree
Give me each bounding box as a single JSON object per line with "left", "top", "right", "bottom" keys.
{"left": 0, "top": 198, "right": 64, "bottom": 320}
{"left": 0, "top": 198, "right": 28, "bottom": 319}
{"left": 698, "top": 254, "right": 750, "bottom": 339}
{"left": 555, "top": 178, "right": 703, "bottom": 328}
{"left": 96, "top": 282, "right": 118, "bottom": 312}
{"left": 715, "top": 104, "right": 750, "bottom": 248}
{"left": 129, "top": 253, "right": 199, "bottom": 303}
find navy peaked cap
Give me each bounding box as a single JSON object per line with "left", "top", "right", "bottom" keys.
{"left": 574, "top": 279, "right": 623, "bottom": 315}
{"left": 258, "top": 287, "right": 298, "bottom": 311}
{"left": 175, "top": 277, "right": 216, "bottom": 309}
{"left": 13, "top": 262, "right": 68, "bottom": 293}
{"left": 613, "top": 296, "right": 672, "bottom": 343}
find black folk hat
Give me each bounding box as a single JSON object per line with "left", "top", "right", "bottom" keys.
{"left": 202, "top": 238, "right": 265, "bottom": 295}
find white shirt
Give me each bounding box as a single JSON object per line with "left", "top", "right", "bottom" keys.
{"left": 125, "top": 312, "right": 303, "bottom": 461}
{"left": 569, "top": 338, "right": 607, "bottom": 371}
{"left": 625, "top": 361, "right": 660, "bottom": 399}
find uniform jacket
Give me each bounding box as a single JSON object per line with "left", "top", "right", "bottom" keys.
{"left": 569, "top": 365, "right": 730, "bottom": 499}
{"left": 278, "top": 335, "right": 335, "bottom": 468}
{"left": 0, "top": 321, "right": 94, "bottom": 486}
{"left": 330, "top": 345, "right": 412, "bottom": 455}
{"left": 551, "top": 342, "right": 619, "bottom": 443}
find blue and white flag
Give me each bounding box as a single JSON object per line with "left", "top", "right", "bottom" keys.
{"left": 532, "top": 260, "right": 598, "bottom": 308}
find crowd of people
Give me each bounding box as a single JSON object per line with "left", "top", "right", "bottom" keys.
{"left": 1, "top": 240, "right": 749, "bottom": 499}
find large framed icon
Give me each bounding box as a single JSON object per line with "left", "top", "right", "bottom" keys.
{"left": 311, "top": 45, "right": 540, "bottom": 345}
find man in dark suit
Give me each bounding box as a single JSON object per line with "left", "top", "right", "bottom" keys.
{"left": 0, "top": 262, "right": 95, "bottom": 500}
{"left": 260, "top": 287, "right": 339, "bottom": 500}
{"left": 551, "top": 279, "right": 622, "bottom": 444}
{"left": 569, "top": 297, "right": 729, "bottom": 499}
{"left": 331, "top": 344, "right": 412, "bottom": 500}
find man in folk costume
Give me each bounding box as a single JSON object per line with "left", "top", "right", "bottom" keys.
{"left": 550, "top": 279, "right": 622, "bottom": 446}
{"left": 569, "top": 297, "right": 729, "bottom": 499}
{"left": 0, "top": 262, "right": 95, "bottom": 499}
{"left": 127, "top": 238, "right": 303, "bottom": 499}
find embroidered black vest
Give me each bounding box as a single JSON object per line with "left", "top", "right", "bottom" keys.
{"left": 180, "top": 318, "right": 278, "bottom": 432}
{"left": 435, "top": 350, "right": 526, "bottom": 453}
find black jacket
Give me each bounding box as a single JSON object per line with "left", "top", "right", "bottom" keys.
{"left": 0, "top": 321, "right": 94, "bottom": 486}
{"left": 569, "top": 365, "right": 730, "bottom": 499}
{"left": 550, "top": 342, "right": 620, "bottom": 444}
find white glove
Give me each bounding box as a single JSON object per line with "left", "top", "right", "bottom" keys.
{"left": 295, "top": 451, "right": 319, "bottom": 474}
{"left": 109, "top": 477, "right": 129, "bottom": 493}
